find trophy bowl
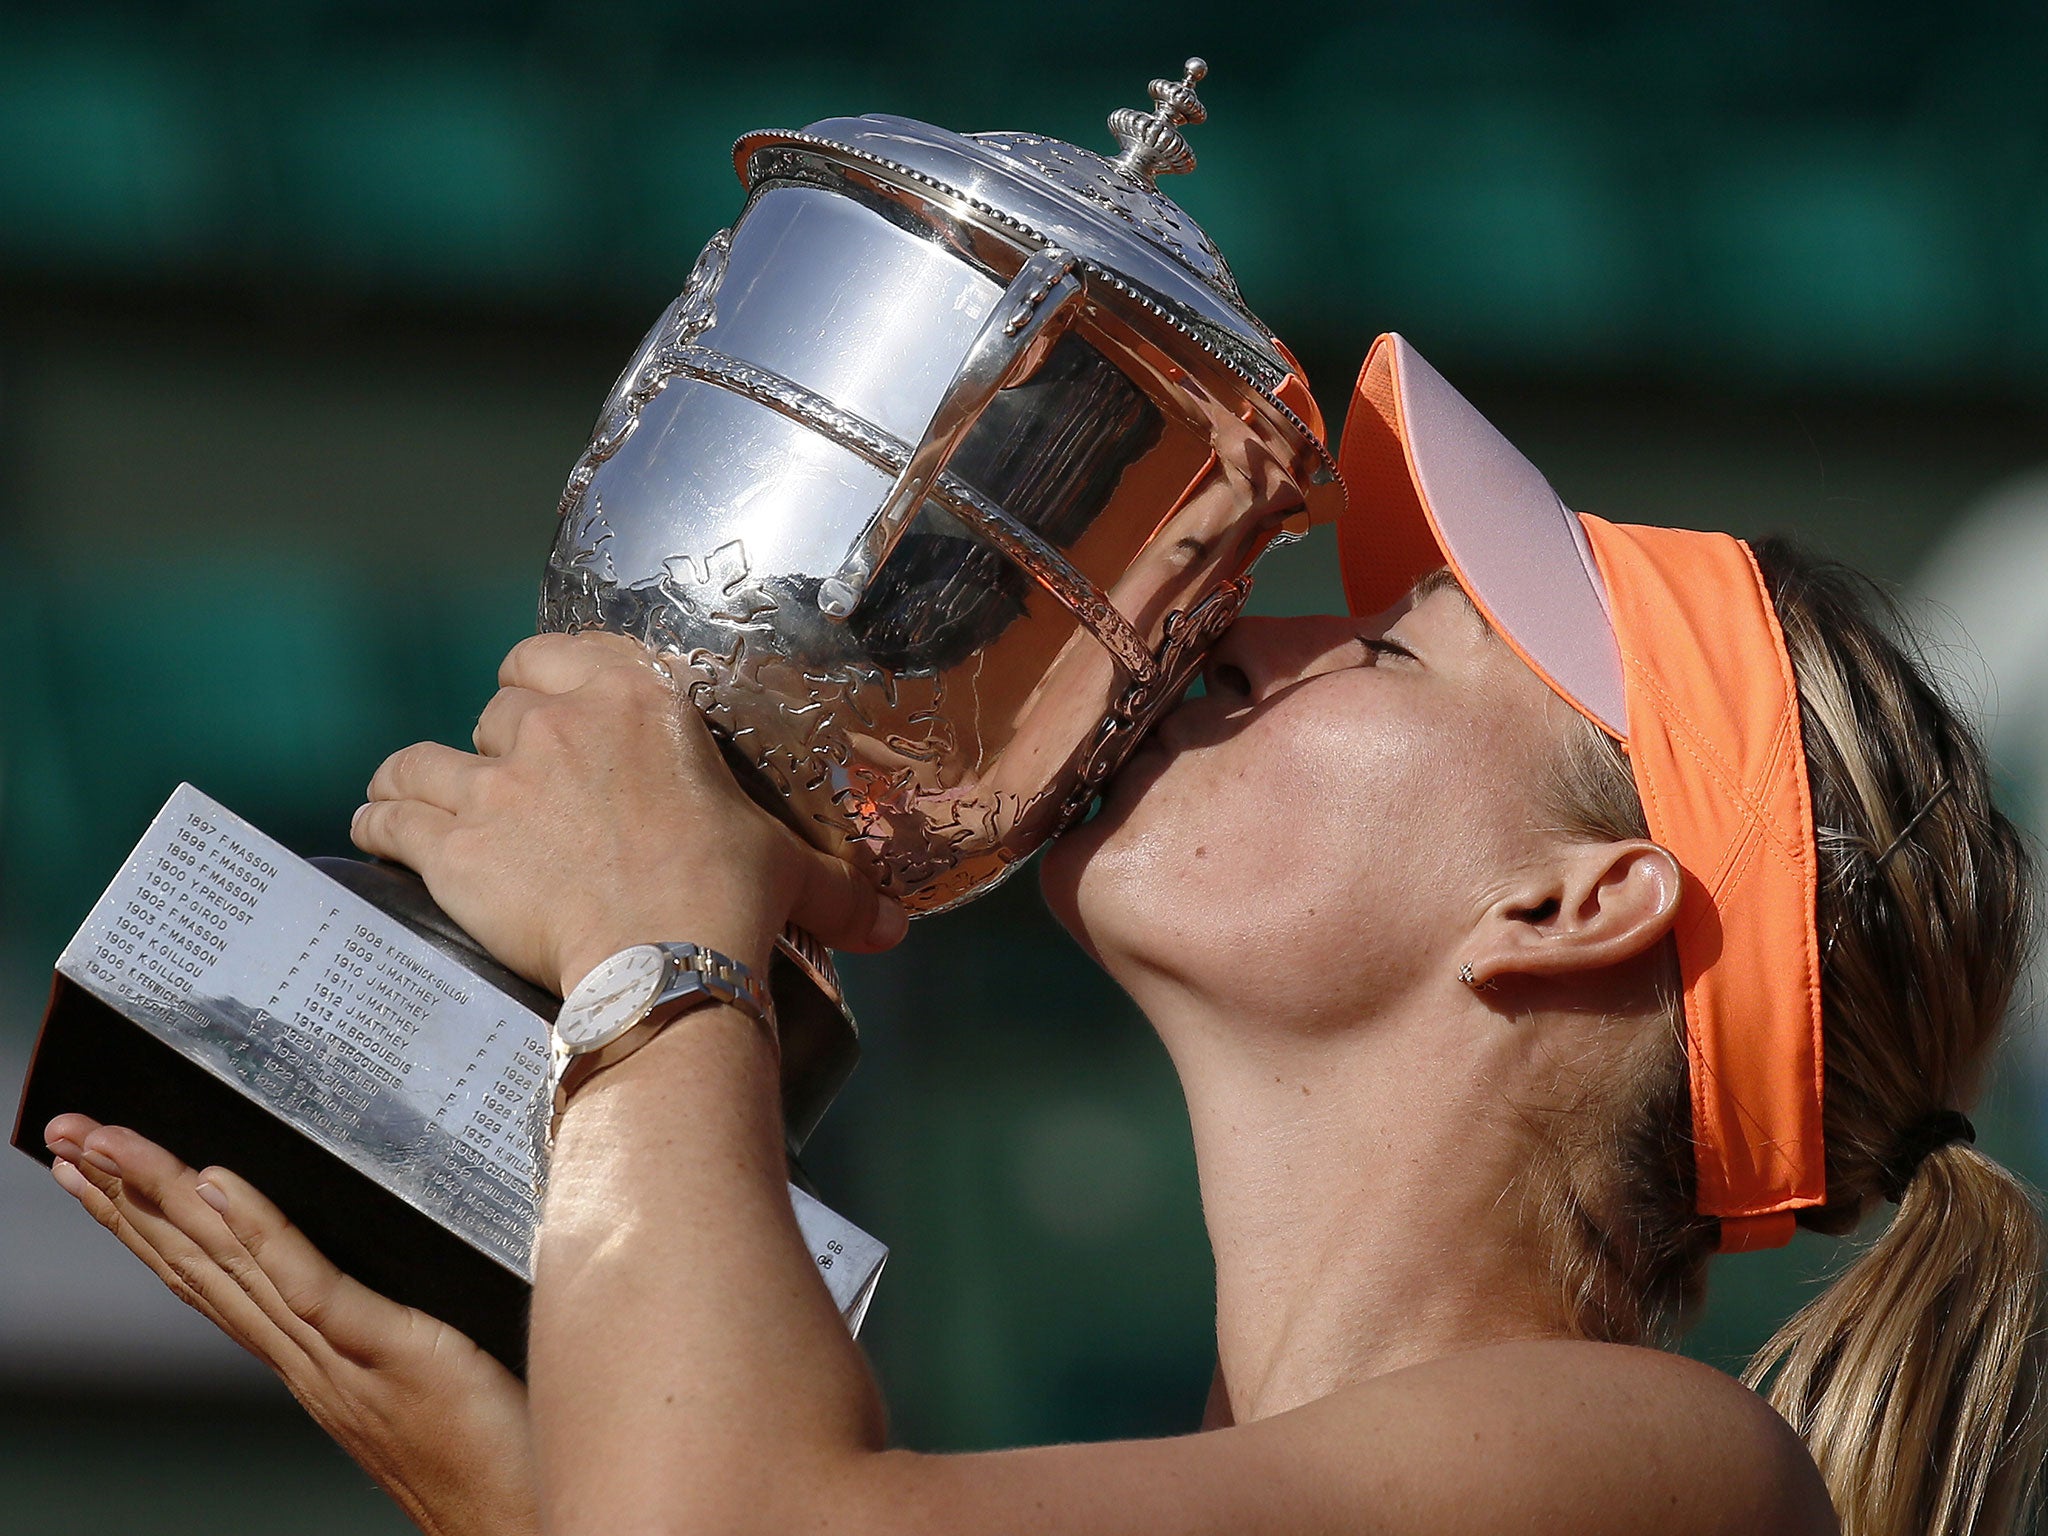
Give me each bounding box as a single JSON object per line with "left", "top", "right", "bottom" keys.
{"left": 541, "top": 58, "right": 1343, "bottom": 914}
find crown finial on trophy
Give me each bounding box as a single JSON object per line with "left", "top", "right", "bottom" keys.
{"left": 1108, "top": 57, "right": 1209, "bottom": 183}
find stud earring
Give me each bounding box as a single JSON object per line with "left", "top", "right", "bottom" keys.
{"left": 1458, "top": 962, "right": 1496, "bottom": 992}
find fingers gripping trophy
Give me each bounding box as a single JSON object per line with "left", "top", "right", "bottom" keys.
{"left": 11, "top": 60, "right": 1343, "bottom": 1370}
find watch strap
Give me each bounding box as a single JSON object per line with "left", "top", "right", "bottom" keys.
{"left": 660, "top": 940, "right": 774, "bottom": 1028}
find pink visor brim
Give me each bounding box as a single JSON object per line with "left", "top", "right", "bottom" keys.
{"left": 1336, "top": 333, "right": 1628, "bottom": 739}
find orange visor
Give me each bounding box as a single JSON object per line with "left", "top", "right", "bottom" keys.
{"left": 1336, "top": 334, "right": 1824, "bottom": 1253}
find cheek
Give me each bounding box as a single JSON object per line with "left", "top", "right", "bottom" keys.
{"left": 1049, "top": 693, "right": 1501, "bottom": 981}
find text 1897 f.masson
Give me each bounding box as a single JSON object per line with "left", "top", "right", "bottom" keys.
{"left": 12, "top": 61, "right": 1344, "bottom": 1373}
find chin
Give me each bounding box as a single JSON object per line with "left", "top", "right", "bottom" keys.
{"left": 1035, "top": 762, "right": 1164, "bottom": 967}
{"left": 1037, "top": 814, "right": 1096, "bottom": 942}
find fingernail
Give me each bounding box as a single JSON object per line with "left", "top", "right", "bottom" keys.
{"left": 47, "top": 1138, "right": 82, "bottom": 1162}
{"left": 52, "top": 1160, "right": 87, "bottom": 1196}
{"left": 81, "top": 1147, "right": 121, "bottom": 1177}
{"left": 194, "top": 1181, "right": 229, "bottom": 1215}
{"left": 351, "top": 803, "right": 369, "bottom": 832}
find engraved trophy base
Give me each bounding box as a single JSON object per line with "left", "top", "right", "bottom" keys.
{"left": 10, "top": 786, "right": 885, "bottom": 1374}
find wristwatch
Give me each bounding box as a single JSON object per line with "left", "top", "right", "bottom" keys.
{"left": 547, "top": 941, "right": 774, "bottom": 1139}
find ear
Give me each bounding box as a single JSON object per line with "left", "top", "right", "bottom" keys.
{"left": 1464, "top": 840, "right": 1682, "bottom": 986}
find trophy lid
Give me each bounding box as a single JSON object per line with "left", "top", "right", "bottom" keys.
{"left": 732, "top": 60, "right": 1337, "bottom": 510}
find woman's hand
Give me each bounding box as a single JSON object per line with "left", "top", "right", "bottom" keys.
{"left": 351, "top": 631, "right": 906, "bottom": 996}
{"left": 42, "top": 1113, "right": 535, "bottom": 1536}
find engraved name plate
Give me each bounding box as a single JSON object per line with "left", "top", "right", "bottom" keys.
{"left": 12, "top": 784, "right": 885, "bottom": 1365}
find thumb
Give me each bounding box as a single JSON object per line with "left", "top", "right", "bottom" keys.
{"left": 787, "top": 848, "right": 908, "bottom": 953}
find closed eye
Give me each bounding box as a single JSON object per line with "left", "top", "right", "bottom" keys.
{"left": 1362, "top": 636, "right": 1418, "bottom": 664}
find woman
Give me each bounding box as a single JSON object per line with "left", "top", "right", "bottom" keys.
{"left": 43, "top": 334, "right": 2045, "bottom": 1536}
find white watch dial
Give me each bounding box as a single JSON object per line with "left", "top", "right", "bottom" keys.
{"left": 558, "top": 946, "right": 668, "bottom": 1051}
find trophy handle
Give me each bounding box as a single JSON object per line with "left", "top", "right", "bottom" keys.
{"left": 308, "top": 858, "right": 859, "bottom": 1152}
{"left": 815, "top": 245, "right": 1087, "bottom": 619}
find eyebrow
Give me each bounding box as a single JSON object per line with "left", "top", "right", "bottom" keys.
{"left": 1407, "top": 566, "right": 1465, "bottom": 604}
{"left": 1403, "top": 565, "right": 1496, "bottom": 640}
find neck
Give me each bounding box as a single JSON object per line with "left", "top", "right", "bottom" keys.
{"left": 1153, "top": 988, "right": 1572, "bottom": 1424}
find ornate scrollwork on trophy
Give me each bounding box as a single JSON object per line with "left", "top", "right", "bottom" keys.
{"left": 546, "top": 520, "right": 992, "bottom": 900}
{"left": 1055, "top": 574, "right": 1257, "bottom": 834}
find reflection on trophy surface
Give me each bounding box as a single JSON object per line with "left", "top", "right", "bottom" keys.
{"left": 11, "top": 58, "right": 1342, "bottom": 1372}
{"left": 540, "top": 57, "right": 1342, "bottom": 915}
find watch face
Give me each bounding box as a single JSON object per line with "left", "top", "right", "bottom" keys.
{"left": 557, "top": 945, "right": 668, "bottom": 1051}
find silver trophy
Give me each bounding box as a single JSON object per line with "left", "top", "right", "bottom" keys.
{"left": 12, "top": 61, "right": 1341, "bottom": 1371}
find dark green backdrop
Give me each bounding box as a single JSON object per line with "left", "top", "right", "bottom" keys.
{"left": 4, "top": 4, "right": 2047, "bottom": 1531}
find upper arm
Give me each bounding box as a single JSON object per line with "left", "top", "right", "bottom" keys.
{"left": 808, "top": 1343, "right": 1835, "bottom": 1536}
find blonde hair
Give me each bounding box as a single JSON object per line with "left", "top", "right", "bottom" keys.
{"left": 1532, "top": 538, "right": 2048, "bottom": 1536}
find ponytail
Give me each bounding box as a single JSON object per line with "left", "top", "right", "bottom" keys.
{"left": 1745, "top": 1145, "right": 2048, "bottom": 1536}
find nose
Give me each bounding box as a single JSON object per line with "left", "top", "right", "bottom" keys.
{"left": 1199, "top": 615, "right": 1366, "bottom": 704}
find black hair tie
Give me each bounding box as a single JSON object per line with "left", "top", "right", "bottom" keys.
{"left": 1878, "top": 1110, "right": 1976, "bottom": 1203}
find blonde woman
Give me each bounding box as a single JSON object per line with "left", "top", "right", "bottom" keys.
{"left": 44, "top": 334, "right": 2043, "bottom": 1536}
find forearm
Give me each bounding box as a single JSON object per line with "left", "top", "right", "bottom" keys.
{"left": 528, "top": 1005, "right": 886, "bottom": 1535}
{"left": 342, "top": 632, "right": 909, "bottom": 1531}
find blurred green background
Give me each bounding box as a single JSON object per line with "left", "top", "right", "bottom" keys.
{"left": 5, "top": 1, "right": 2048, "bottom": 1530}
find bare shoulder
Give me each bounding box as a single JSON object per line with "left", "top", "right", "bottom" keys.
{"left": 1297, "top": 1339, "right": 1838, "bottom": 1536}
{"left": 834, "top": 1338, "right": 1835, "bottom": 1536}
